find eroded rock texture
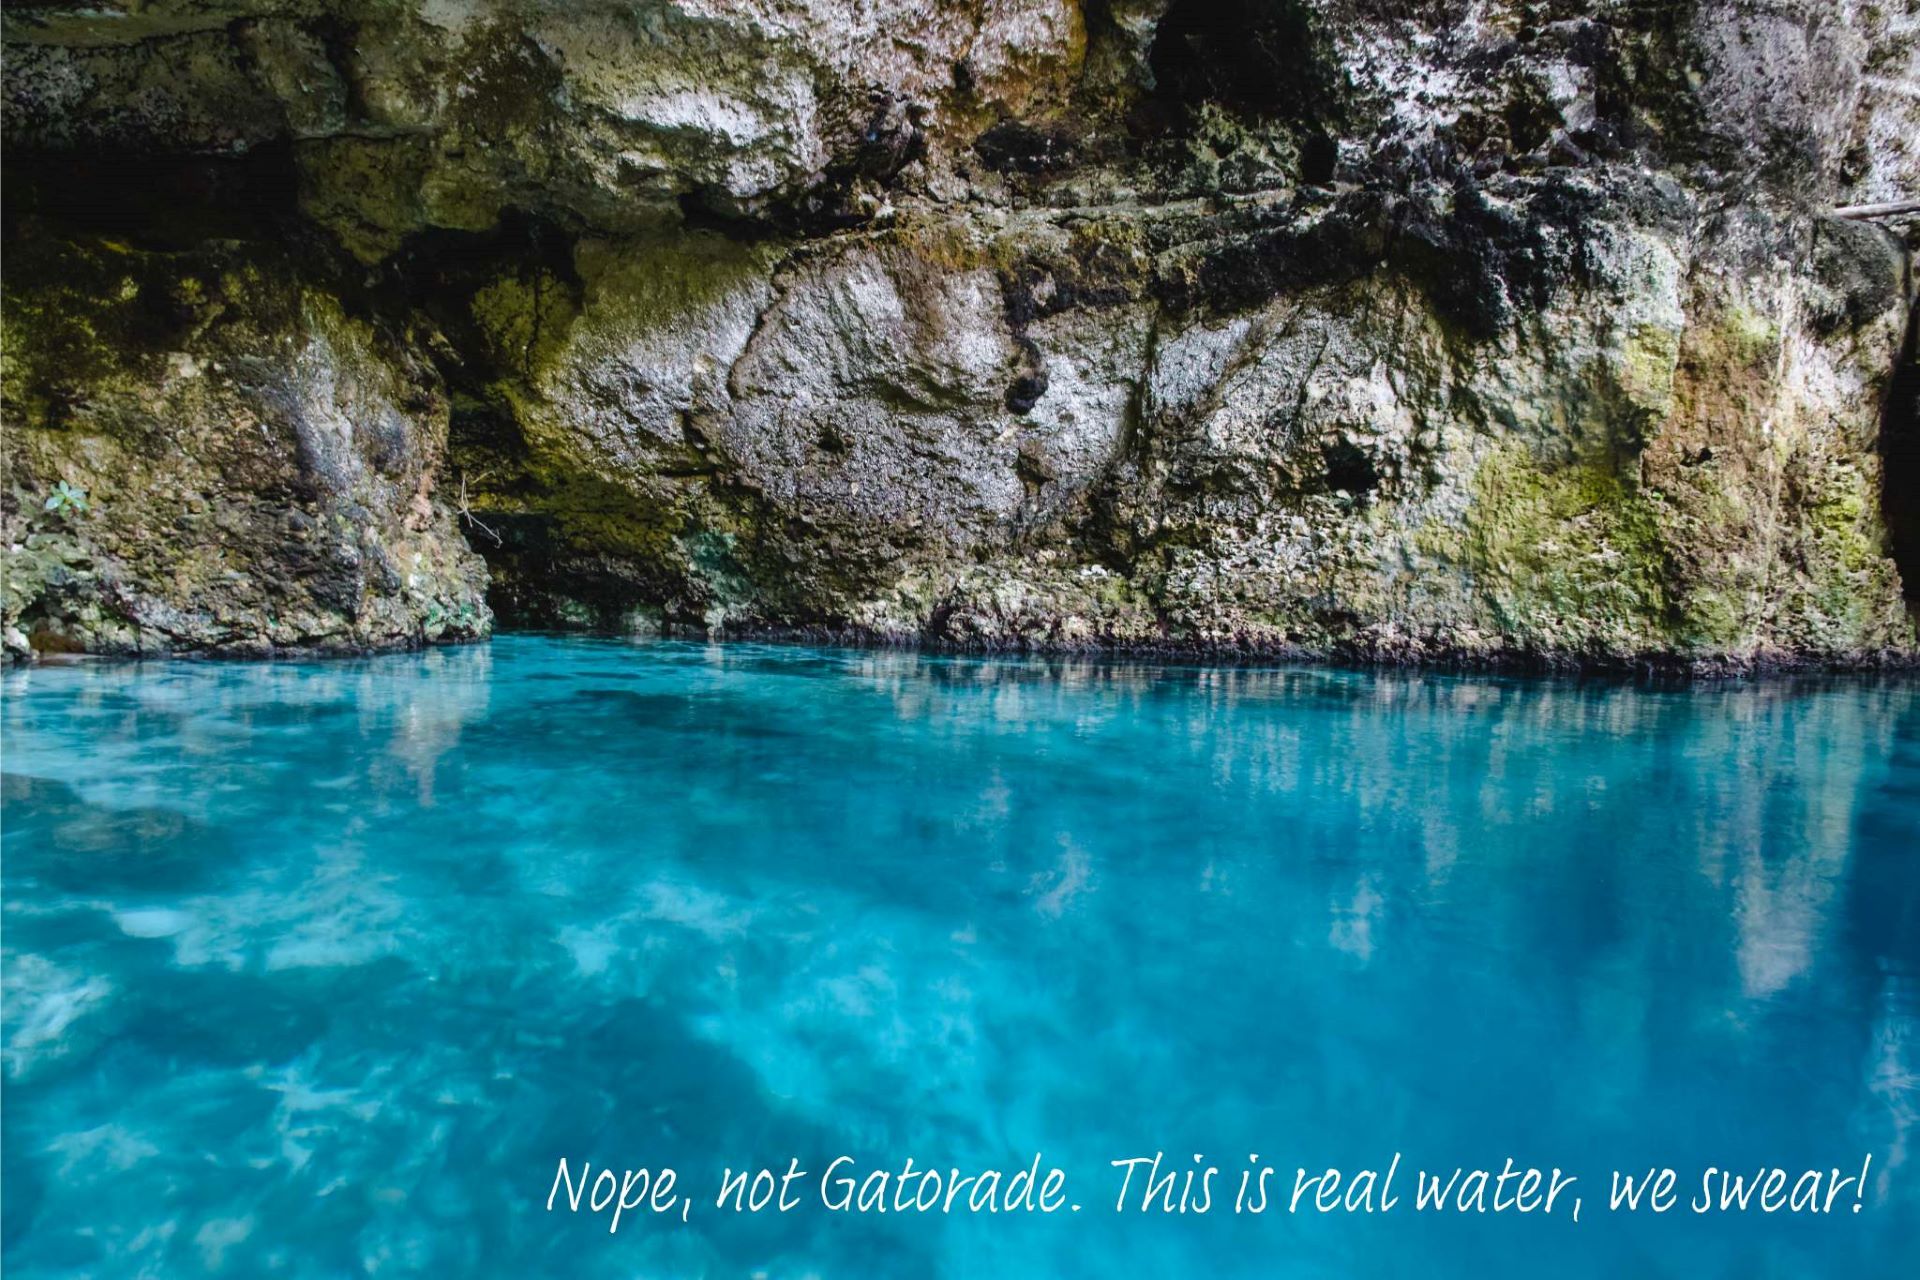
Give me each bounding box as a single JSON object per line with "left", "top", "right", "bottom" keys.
{"left": 4, "top": 0, "right": 1917, "bottom": 667}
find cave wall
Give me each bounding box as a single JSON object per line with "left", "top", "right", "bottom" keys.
{"left": 3, "top": 0, "right": 1917, "bottom": 668}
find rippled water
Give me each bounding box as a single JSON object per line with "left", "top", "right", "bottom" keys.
{"left": 2, "top": 636, "right": 1917, "bottom": 1277}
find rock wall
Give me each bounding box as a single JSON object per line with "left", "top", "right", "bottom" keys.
{"left": 4, "top": 0, "right": 1917, "bottom": 668}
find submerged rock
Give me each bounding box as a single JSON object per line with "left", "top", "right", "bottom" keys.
{"left": 2, "top": 0, "right": 1916, "bottom": 668}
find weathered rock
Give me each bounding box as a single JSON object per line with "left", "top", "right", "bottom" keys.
{"left": 3, "top": 0, "right": 1916, "bottom": 669}
{"left": 1, "top": 235, "right": 489, "bottom": 658}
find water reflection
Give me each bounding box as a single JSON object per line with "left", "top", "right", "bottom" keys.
{"left": 2, "top": 638, "right": 1915, "bottom": 1278}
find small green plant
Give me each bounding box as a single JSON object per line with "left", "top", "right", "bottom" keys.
{"left": 42, "top": 481, "right": 89, "bottom": 518}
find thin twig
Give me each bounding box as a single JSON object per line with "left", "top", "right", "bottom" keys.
{"left": 1832, "top": 198, "right": 1920, "bottom": 220}
{"left": 456, "top": 470, "right": 502, "bottom": 547}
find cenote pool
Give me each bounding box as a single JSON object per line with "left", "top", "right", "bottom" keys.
{"left": 2, "top": 635, "right": 1916, "bottom": 1277}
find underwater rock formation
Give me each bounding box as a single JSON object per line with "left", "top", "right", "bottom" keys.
{"left": 3, "top": 0, "right": 1916, "bottom": 668}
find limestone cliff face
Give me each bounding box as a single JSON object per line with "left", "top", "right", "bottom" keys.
{"left": 4, "top": 0, "right": 1917, "bottom": 668}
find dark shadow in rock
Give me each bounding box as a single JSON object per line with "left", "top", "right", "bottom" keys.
{"left": 974, "top": 120, "right": 1079, "bottom": 175}
{"left": 1880, "top": 300, "right": 1920, "bottom": 606}
{"left": 1145, "top": 0, "right": 1344, "bottom": 125}
{"left": 1, "top": 144, "right": 300, "bottom": 250}
{"left": 1320, "top": 439, "right": 1381, "bottom": 499}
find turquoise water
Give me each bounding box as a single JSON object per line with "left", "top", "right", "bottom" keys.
{"left": 2, "top": 636, "right": 1916, "bottom": 1278}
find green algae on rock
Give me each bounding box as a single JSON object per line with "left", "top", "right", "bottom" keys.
{"left": 2, "top": 233, "right": 489, "bottom": 658}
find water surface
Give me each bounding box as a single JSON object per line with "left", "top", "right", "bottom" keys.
{"left": 3, "top": 636, "right": 1916, "bottom": 1277}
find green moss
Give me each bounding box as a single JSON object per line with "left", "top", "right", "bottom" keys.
{"left": 880, "top": 218, "right": 996, "bottom": 275}
{"left": 471, "top": 272, "right": 577, "bottom": 381}
{"left": 2, "top": 237, "right": 303, "bottom": 434}
{"left": 1435, "top": 444, "right": 1672, "bottom": 649}
{"left": 2, "top": 253, "right": 147, "bottom": 427}
{"left": 530, "top": 476, "right": 687, "bottom": 563}
{"left": 1089, "top": 568, "right": 1139, "bottom": 609}
{"left": 1, "top": 526, "right": 89, "bottom": 621}
{"left": 1711, "top": 303, "right": 1781, "bottom": 371}
{"left": 1794, "top": 456, "right": 1904, "bottom": 641}
{"left": 1615, "top": 321, "right": 1681, "bottom": 416}
{"left": 446, "top": 22, "right": 562, "bottom": 140}
{"left": 1806, "top": 468, "right": 1876, "bottom": 574}
{"left": 573, "top": 233, "right": 781, "bottom": 333}
{"left": 296, "top": 137, "right": 433, "bottom": 263}
{"left": 1673, "top": 586, "right": 1745, "bottom": 651}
